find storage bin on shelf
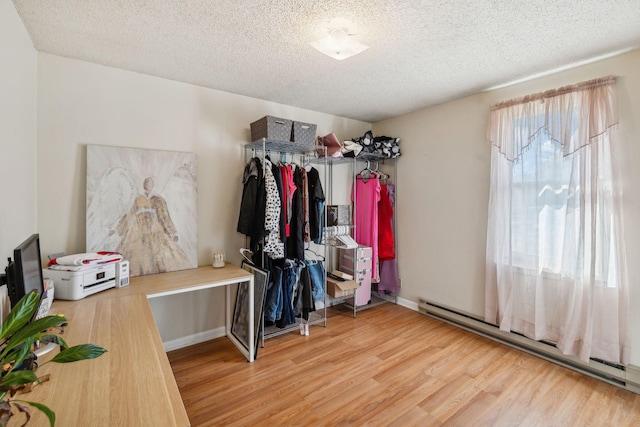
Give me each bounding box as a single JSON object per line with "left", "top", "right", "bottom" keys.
{"left": 291, "top": 121, "right": 317, "bottom": 146}
{"left": 250, "top": 116, "right": 293, "bottom": 142}
{"left": 250, "top": 116, "right": 317, "bottom": 147}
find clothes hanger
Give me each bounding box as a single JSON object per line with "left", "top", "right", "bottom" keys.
{"left": 358, "top": 160, "right": 372, "bottom": 176}
{"left": 358, "top": 160, "right": 375, "bottom": 181}
{"left": 294, "top": 152, "right": 302, "bottom": 167}
{"left": 374, "top": 161, "right": 390, "bottom": 183}
{"left": 275, "top": 151, "right": 296, "bottom": 166}
{"left": 303, "top": 154, "right": 316, "bottom": 171}
{"left": 240, "top": 248, "right": 254, "bottom": 265}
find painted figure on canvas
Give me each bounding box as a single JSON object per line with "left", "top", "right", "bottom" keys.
{"left": 111, "top": 177, "right": 191, "bottom": 276}
{"left": 86, "top": 145, "right": 198, "bottom": 277}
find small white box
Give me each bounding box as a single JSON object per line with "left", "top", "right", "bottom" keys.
{"left": 116, "top": 260, "right": 130, "bottom": 288}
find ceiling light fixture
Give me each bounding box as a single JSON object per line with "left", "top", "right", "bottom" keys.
{"left": 310, "top": 20, "right": 368, "bottom": 60}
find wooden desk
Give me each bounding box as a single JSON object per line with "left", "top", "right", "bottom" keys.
{"left": 10, "top": 265, "right": 253, "bottom": 427}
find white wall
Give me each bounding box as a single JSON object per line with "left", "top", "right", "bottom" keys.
{"left": 373, "top": 50, "right": 640, "bottom": 365}
{"left": 0, "top": 0, "right": 37, "bottom": 259}
{"left": 36, "top": 53, "right": 371, "bottom": 344}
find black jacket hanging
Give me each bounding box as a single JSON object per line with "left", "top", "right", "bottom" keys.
{"left": 306, "top": 167, "right": 325, "bottom": 242}
{"left": 237, "top": 157, "right": 266, "bottom": 252}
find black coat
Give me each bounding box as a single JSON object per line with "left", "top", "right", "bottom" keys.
{"left": 237, "top": 158, "right": 265, "bottom": 251}
{"left": 306, "top": 167, "right": 325, "bottom": 242}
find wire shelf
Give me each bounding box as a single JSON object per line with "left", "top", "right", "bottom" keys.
{"left": 247, "top": 138, "right": 321, "bottom": 154}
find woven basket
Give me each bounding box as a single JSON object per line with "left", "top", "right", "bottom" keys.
{"left": 250, "top": 116, "right": 293, "bottom": 142}
{"left": 291, "top": 121, "right": 317, "bottom": 146}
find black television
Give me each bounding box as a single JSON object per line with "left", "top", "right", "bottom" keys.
{"left": 3, "top": 234, "right": 45, "bottom": 308}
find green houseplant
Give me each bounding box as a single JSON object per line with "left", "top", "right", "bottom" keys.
{"left": 0, "top": 291, "right": 106, "bottom": 426}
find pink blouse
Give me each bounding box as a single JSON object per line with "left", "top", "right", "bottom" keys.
{"left": 352, "top": 173, "right": 381, "bottom": 280}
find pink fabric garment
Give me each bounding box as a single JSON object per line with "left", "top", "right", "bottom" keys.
{"left": 280, "top": 164, "right": 296, "bottom": 237}
{"left": 352, "top": 173, "right": 381, "bottom": 281}
{"left": 285, "top": 165, "right": 296, "bottom": 205}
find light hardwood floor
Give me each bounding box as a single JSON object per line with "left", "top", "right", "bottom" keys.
{"left": 168, "top": 303, "right": 640, "bottom": 426}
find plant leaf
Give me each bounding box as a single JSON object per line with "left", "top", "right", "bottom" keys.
{"left": 0, "top": 316, "right": 67, "bottom": 362}
{"left": 0, "top": 370, "right": 38, "bottom": 388}
{"left": 4, "top": 337, "right": 35, "bottom": 374}
{"left": 56, "top": 335, "right": 69, "bottom": 351}
{"left": 0, "top": 292, "right": 40, "bottom": 340}
{"left": 13, "top": 399, "right": 55, "bottom": 427}
{"left": 50, "top": 344, "right": 107, "bottom": 363}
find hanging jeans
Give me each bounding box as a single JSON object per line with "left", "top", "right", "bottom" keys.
{"left": 277, "top": 260, "right": 299, "bottom": 328}
{"left": 264, "top": 265, "right": 283, "bottom": 323}
{"left": 304, "top": 260, "right": 325, "bottom": 302}
{"left": 313, "top": 201, "right": 325, "bottom": 244}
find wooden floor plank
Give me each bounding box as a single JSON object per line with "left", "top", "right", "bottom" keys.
{"left": 168, "top": 303, "right": 640, "bottom": 426}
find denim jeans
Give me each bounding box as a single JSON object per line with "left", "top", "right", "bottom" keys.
{"left": 264, "top": 265, "right": 283, "bottom": 323}
{"left": 313, "top": 201, "right": 325, "bottom": 244}
{"left": 278, "top": 260, "right": 298, "bottom": 327}
{"left": 304, "top": 260, "right": 325, "bottom": 302}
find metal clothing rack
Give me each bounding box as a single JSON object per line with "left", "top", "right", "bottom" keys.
{"left": 325, "top": 153, "right": 399, "bottom": 317}
{"left": 241, "top": 138, "right": 399, "bottom": 333}
{"left": 243, "top": 138, "right": 328, "bottom": 343}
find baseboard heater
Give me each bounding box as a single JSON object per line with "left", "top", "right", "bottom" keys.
{"left": 418, "top": 298, "right": 640, "bottom": 394}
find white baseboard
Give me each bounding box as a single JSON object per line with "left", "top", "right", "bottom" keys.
{"left": 396, "top": 295, "right": 418, "bottom": 311}
{"left": 626, "top": 364, "right": 640, "bottom": 393}
{"left": 162, "top": 326, "right": 226, "bottom": 352}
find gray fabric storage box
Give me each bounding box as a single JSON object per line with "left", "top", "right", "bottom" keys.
{"left": 250, "top": 116, "right": 293, "bottom": 142}
{"left": 291, "top": 121, "right": 317, "bottom": 146}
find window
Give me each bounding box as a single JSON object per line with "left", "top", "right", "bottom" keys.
{"left": 485, "top": 77, "right": 629, "bottom": 364}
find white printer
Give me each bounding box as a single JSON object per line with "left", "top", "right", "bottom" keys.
{"left": 43, "top": 263, "right": 118, "bottom": 301}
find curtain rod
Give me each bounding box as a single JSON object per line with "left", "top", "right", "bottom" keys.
{"left": 490, "top": 75, "right": 618, "bottom": 111}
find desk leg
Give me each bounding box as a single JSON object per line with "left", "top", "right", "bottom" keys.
{"left": 226, "top": 284, "right": 230, "bottom": 343}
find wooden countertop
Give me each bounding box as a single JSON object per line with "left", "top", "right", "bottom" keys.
{"left": 8, "top": 264, "right": 253, "bottom": 427}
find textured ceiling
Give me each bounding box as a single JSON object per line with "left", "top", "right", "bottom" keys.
{"left": 11, "top": 0, "right": 640, "bottom": 123}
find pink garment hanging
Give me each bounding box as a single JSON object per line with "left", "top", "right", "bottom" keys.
{"left": 352, "top": 173, "right": 381, "bottom": 281}
{"left": 280, "top": 164, "right": 296, "bottom": 237}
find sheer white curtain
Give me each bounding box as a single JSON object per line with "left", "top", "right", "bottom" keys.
{"left": 485, "top": 76, "right": 630, "bottom": 364}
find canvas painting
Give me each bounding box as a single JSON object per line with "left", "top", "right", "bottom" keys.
{"left": 86, "top": 145, "right": 197, "bottom": 277}
{"left": 232, "top": 261, "right": 269, "bottom": 359}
